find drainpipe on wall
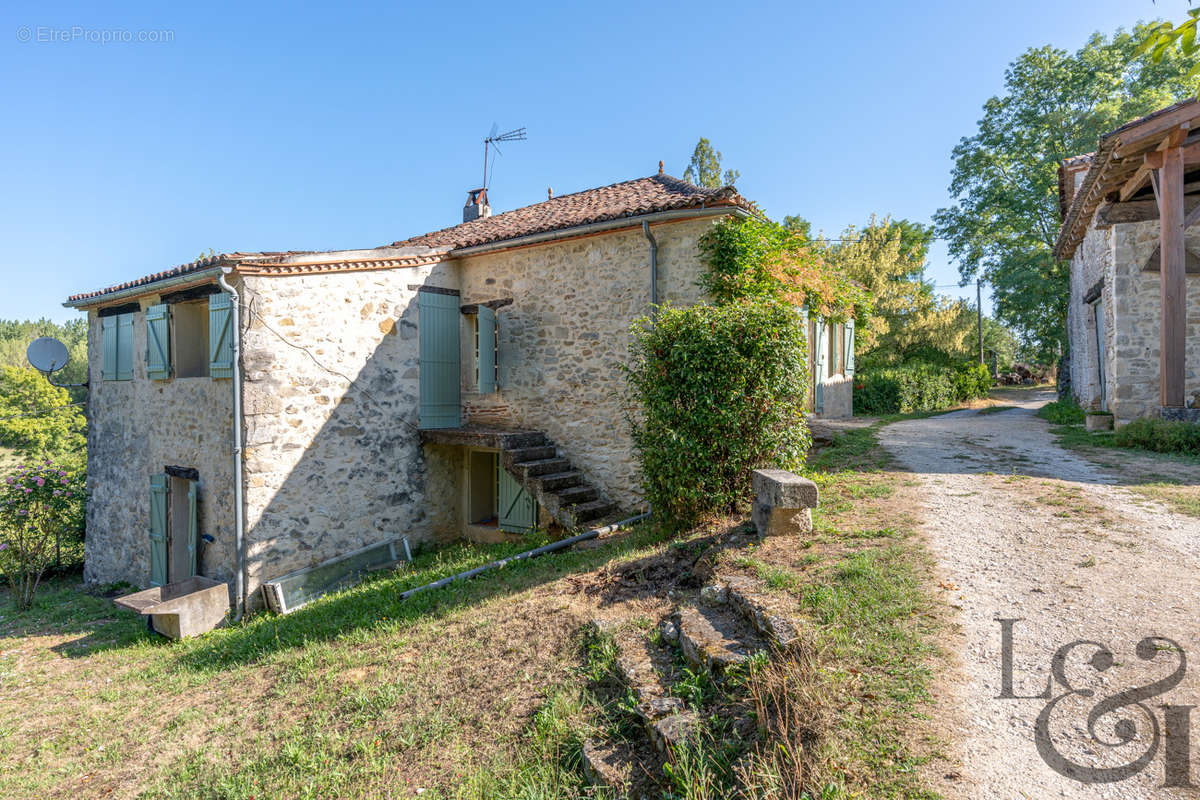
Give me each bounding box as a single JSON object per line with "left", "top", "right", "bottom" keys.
{"left": 217, "top": 268, "right": 246, "bottom": 621}
{"left": 641, "top": 220, "right": 658, "bottom": 316}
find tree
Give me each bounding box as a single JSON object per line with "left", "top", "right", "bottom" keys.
{"left": 683, "top": 137, "right": 740, "bottom": 188}
{"left": 935, "top": 25, "right": 1200, "bottom": 362}
{"left": 820, "top": 216, "right": 972, "bottom": 361}
{"left": 0, "top": 367, "right": 85, "bottom": 461}
{"left": 1139, "top": 6, "right": 1200, "bottom": 75}
{"left": 697, "top": 216, "right": 869, "bottom": 320}
{"left": 782, "top": 214, "right": 812, "bottom": 241}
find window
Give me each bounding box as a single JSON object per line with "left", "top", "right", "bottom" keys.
{"left": 173, "top": 300, "right": 210, "bottom": 378}
{"left": 102, "top": 311, "right": 135, "bottom": 381}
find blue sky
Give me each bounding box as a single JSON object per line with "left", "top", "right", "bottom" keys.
{"left": 0, "top": 0, "right": 1173, "bottom": 324}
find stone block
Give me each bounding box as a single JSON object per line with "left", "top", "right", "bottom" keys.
{"left": 751, "top": 469, "right": 818, "bottom": 537}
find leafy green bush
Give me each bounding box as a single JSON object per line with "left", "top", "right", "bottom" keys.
{"left": 625, "top": 302, "right": 810, "bottom": 529}
{"left": 853, "top": 360, "right": 990, "bottom": 415}
{"left": 1114, "top": 418, "right": 1200, "bottom": 455}
{"left": 953, "top": 362, "right": 993, "bottom": 402}
{"left": 1036, "top": 399, "right": 1086, "bottom": 425}
{"left": 0, "top": 459, "right": 85, "bottom": 609}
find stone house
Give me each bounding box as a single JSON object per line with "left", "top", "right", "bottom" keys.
{"left": 1057, "top": 100, "right": 1200, "bottom": 425}
{"left": 65, "top": 172, "right": 856, "bottom": 611}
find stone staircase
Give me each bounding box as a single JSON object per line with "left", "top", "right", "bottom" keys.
{"left": 418, "top": 427, "right": 618, "bottom": 529}
{"left": 581, "top": 574, "right": 806, "bottom": 796}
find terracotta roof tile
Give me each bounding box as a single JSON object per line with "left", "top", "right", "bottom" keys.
{"left": 66, "top": 174, "right": 750, "bottom": 305}
{"left": 65, "top": 252, "right": 296, "bottom": 304}
{"left": 388, "top": 174, "right": 751, "bottom": 250}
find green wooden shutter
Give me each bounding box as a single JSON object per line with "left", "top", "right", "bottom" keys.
{"left": 844, "top": 319, "right": 856, "bottom": 378}
{"left": 477, "top": 305, "right": 496, "bottom": 394}
{"left": 116, "top": 313, "right": 134, "bottom": 380}
{"left": 419, "top": 290, "right": 462, "bottom": 428}
{"left": 498, "top": 467, "right": 536, "bottom": 533}
{"left": 209, "top": 294, "right": 234, "bottom": 379}
{"left": 102, "top": 316, "right": 117, "bottom": 381}
{"left": 149, "top": 475, "right": 168, "bottom": 587}
{"left": 814, "top": 321, "right": 827, "bottom": 414}
{"left": 187, "top": 480, "right": 199, "bottom": 577}
{"left": 146, "top": 304, "right": 171, "bottom": 380}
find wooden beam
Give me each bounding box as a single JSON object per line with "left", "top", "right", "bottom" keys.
{"left": 1114, "top": 106, "right": 1200, "bottom": 158}
{"left": 1141, "top": 245, "right": 1200, "bottom": 272}
{"left": 1097, "top": 195, "right": 1200, "bottom": 226}
{"left": 1160, "top": 144, "right": 1187, "bottom": 408}
{"left": 1186, "top": 201, "right": 1200, "bottom": 230}
{"left": 1119, "top": 162, "right": 1155, "bottom": 202}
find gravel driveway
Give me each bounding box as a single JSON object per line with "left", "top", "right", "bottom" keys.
{"left": 880, "top": 391, "right": 1200, "bottom": 799}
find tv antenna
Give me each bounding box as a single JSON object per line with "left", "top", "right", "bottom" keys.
{"left": 482, "top": 123, "right": 526, "bottom": 190}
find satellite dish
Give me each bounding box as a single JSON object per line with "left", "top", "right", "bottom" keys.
{"left": 27, "top": 337, "right": 69, "bottom": 375}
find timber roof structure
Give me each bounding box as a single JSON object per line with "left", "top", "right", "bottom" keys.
{"left": 1056, "top": 99, "right": 1200, "bottom": 260}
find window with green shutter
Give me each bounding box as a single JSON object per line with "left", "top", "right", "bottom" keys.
{"left": 476, "top": 305, "right": 497, "bottom": 394}
{"left": 419, "top": 289, "right": 462, "bottom": 429}
{"left": 102, "top": 312, "right": 135, "bottom": 381}
{"left": 208, "top": 294, "right": 234, "bottom": 379}
{"left": 145, "top": 304, "right": 171, "bottom": 380}
{"left": 814, "top": 320, "right": 827, "bottom": 414}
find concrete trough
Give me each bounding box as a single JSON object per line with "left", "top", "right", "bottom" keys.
{"left": 114, "top": 576, "right": 230, "bottom": 639}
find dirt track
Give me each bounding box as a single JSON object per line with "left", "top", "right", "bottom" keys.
{"left": 881, "top": 391, "right": 1200, "bottom": 799}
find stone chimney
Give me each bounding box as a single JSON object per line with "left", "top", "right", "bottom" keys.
{"left": 463, "top": 188, "right": 491, "bottom": 222}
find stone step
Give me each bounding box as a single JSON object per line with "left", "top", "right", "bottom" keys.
{"left": 561, "top": 499, "right": 615, "bottom": 528}
{"left": 722, "top": 575, "right": 802, "bottom": 650}
{"left": 593, "top": 618, "right": 697, "bottom": 755}
{"left": 501, "top": 431, "right": 550, "bottom": 450}
{"left": 532, "top": 470, "right": 584, "bottom": 491}
{"left": 502, "top": 445, "right": 557, "bottom": 465}
{"left": 554, "top": 484, "right": 598, "bottom": 506}
{"left": 581, "top": 738, "right": 635, "bottom": 794}
{"left": 674, "top": 603, "right": 767, "bottom": 675}
{"left": 510, "top": 457, "right": 572, "bottom": 478}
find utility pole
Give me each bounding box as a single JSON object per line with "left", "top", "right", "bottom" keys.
{"left": 977, "top": 278, "right": 984, "bottom": 365}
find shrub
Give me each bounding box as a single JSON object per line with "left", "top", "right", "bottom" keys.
{"left": 853, "top": 360, "right": 991, "bottom": 415}
{"left": 0, "top": 459, "right": 85, "bottom": 609}
{"left": 0, "top": 366, "right": 85, "bottom": 458}
{"left": 1114, "top": 418, "right": 1200, "bottom": 455}
{"left": 625, "top": 302, "right": 811, "bottom": 529}
{"left": 1036, "top": 399, "right": 1086, "bottom": 425}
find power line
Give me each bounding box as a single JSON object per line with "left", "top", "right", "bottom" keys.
{"left": 241, "top": 292, "right": 420, "bottom": 432}
{"left": 0, "top": 401, "right": 86, "bottom": 423}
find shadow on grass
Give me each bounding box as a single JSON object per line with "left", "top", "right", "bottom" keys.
{"left": 171, "top": 523, "right": 675, "bottom": 673}
{"left": 0, "top": 572, "right": 164, "bottom": 657}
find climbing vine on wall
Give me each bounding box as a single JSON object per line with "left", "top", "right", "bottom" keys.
{"left": 696, "top": 215, "right": 871, "bottom": 321}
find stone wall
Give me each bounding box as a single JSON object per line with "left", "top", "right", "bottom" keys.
{"left": 820, "top": 375, "right": 854, "bottom": 419}
{"left": 457, "top": 217, "right": 715, "bottom": 506}
{"left": 81, "top": 299, "right": 236, "bottom": 590}
{"left": 1109, "top": 220, "right": 1200, "bottom": 423}
{"left": 238, "top": 264, "right": 459, "bottom": 599}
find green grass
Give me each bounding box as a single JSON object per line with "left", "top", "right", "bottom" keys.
{"left": 0, "top": 424, "right": 943, "bottom": 799}
{"left": 977, "top": 404, "right": 1016, "bottom": 415}
{"left": 1036, "top": 399, "right": 1086, "bottom": 425}
{"left": 0, "top": 526, "right": 681, "bottom": 799}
